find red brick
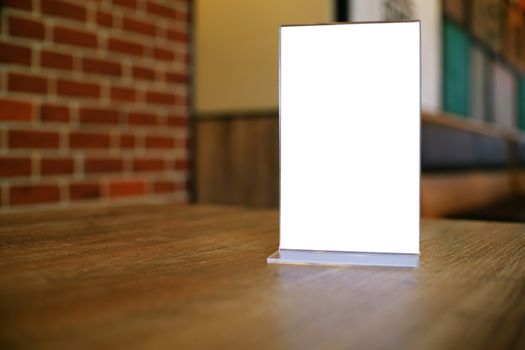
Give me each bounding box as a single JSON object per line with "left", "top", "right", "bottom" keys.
{"left": 54, "top": 26, "right": 98, "bottom": 49}
{"left": 175, "top": 159, "right": 189, "bottom": 170}
{"left": 10, "top": 184, "right": 61, "bottom": 206}
{"left": 0, "top": 98, "right": 33, "bottom": 122}
{"left": 109, "top": 179, "right": 146, "bottom": 197}
{"left": 175, "top": 10, "right": 188, "bottom": 22}
{"left": 146, "top": 1, "right": 177, "bottom": 19}
{"left": 40, "top": 103, "right": 69, "bottom": 123}
{"left": 113, "top": 0, "right": 137, "bottom": 9}
{"left": 166, "top": 72, "right": 188, "bottom": 84}
{"left": 153, "top": 47, "right": 175, "bottom": 61}
{"left": 181, "top": 95, "right": 190, "bottom": 107}
{"left": 96, "top": 10, "right": 113, "bottom": 27}
{"left": 171, "top": 51, "right": 186, "bottom": 63}
{"left": 8, "top": 72, "right": 48, "bottom": 94}
{"left": 41, "top": 157, "right": 75, "bottom": 175}
{"left": 9, "top": 129, "right": 60, "bottom": 149}
{"left": 42, "top": 0, "right": 87, "bottom": 22}
{"left": 145, "top": 136, "right": 175, "bottom": 149}
{"left": 122, "top": 16, "right": 156, "bottom": 37}
{"left": 40, "top": 50, "right": 74, "bottom": 71}
{"left": 69, "top": 182, "right": 101, "bottom": 200}
{"left": 132, "top": 65, "right": 155, "bottom": 80}
{"left": 167, "top": 116, "right": 189, "bottom": 128}
{"left": 8, "top": 16, "right": 45, "bottom": 40}
{"left": 0, "top": 41, "right": 31, "bottom": 66}
{"left": 3, "top": 0, "right": 32, "bottom": 10}
{"left": 145, "top": 91, "right": 177, "bottom": 105}
{"left": 107, "top": 38, "right": 144, "bottom": 56}
{"left": 57, "top": 79, "right": 100, "bottom": 98}
{"left": 0, "top": 157, "right": 32, "bottom": 177}
{"left": 82, "top": 57, "right": 122, "bottom": 76}
{"left": 0, "top": 0, "right": 191, "bottom": 207}
{"left": 132, "top": 158, "right": 166, "bottom": 172}
{"left": 166, "top": 29, "right": 188, "bottom": 43}
{"left": 111, "top": 86, "right": 136, "bottom": 101}
{"left": 119, "top": 134, "right": 136, "bottom": 148}
{"left": 85, "top": 158, "right": 123, "bottom": 174}
{"left": 69, "top": 131, "right": 111, "bottom": 149}
{"left": 181, "top": 51, "right": 190, "bottom": 64}
{"left": 79, "top": 107, "right": 120, "bottom": 125}
{"left": 154, "top": 180, "right": 183, "bottom": 193}
{"left": 128, "top": 112, "right": 157, "bottom": 126}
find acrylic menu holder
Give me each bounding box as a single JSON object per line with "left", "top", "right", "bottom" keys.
{"left": 268, "top": 21, "right": 421, "bottom": 268}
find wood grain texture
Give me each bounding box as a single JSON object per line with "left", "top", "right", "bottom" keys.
{"left": 1, "top": 204, "right": 525, "bottom": 349}
{"left": 514, "top": 169, "right": 525, "bottom": 195}
{"left": 421, "top": 170, "right": 513, "bottom": 217}
{"left": 196, "top": 115, "right": 279, "bottom": 207}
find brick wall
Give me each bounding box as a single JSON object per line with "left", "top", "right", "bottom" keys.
{"left": 0, "top": 0, "right": 191, "bottom": 212}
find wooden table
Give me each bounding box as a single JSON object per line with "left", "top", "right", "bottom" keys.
{"left": 1, "top": 204, "right": 525, "bottom": 349}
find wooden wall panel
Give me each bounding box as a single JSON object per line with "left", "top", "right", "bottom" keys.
{"left": 196, "top": 115, "right": 279, "bottom": 208}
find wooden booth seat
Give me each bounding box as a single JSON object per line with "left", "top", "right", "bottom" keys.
{"left": 195, "top": 112, "right": 525, "bottom": 221}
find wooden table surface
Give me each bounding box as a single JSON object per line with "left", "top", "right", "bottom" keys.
{"left": 1, "top": 204, "right": 525, "bottom": 350}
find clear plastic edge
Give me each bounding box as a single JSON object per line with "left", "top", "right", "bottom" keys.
{"left": 267, "top": 249, "right": 419, "bottom": 268}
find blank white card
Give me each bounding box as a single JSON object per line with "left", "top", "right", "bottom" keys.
{"left": 279, "top": 22, "right": 420, "bottom": 254}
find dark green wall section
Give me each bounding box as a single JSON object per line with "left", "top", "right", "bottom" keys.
{"left": 443, "top": 18, "right": 470, "bottom": 117}
{"left": 520, "top": 77, "right": 525, "bottom": 131}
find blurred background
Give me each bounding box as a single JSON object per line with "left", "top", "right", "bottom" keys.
{"left": 0, "top": 0, "right": 524, "bottom": 221}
